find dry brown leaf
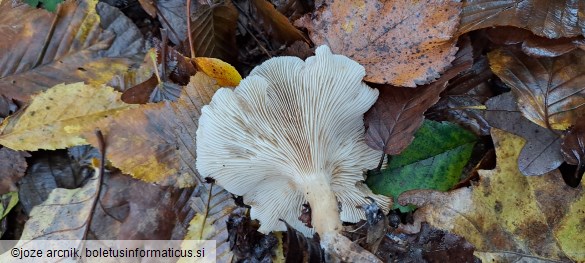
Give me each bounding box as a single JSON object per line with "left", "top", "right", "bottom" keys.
{"left": 187, "top": 1, "right": 238, "bottom": 63}
{"left": 85, "top": 73, "right": 221, "bottom": 187}
{"left": 459, "top": 0, "right": 585, "bottom": 39}
{"left": 485, "top": 27, "right": 585, "bottom": 57}
{"left": 398, "top": 128, "right": 585, "bottom": 262}
{"left": 0, "top": 0, "right": 144, "bottom": 102}
{"left": 488, "top": 47, "right": 585, "bottom": 130}
{"left": 0, "top": 148, "right": 29, "bottom": 195}
{"left": 485, "top": 93, "right": 563, "bottom": 176}
{"left": 0, "top": 83, "right": 136, "bottom": 151}
{"left": 364, "top": 39, "right": 472, "bottom": 154}
{"left": 249, "top": 0, "right": 308, "bottom": 47}
{"left": 295, "top": 0, "right": 461, "bottom": 86}
{"left": 561, "top": 121, "right": 585, "bottom": 186}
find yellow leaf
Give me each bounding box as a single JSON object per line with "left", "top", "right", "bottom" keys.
{"left": 399, "top": 128, "right": 585, "bottom": 262}
{"left": 194, "top": 57, "right": 242, "bottom": 87}
{"left": 0, "top": 83, "right": 135, "bottom": 151}
{"left": 84, "top": 73, "right": 222, "bottom": 186}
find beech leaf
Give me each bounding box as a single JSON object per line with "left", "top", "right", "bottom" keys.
{"left": 0, "top": 0, "right": 144, "bottom": 102}
{"left": 489, "top": 48, "right": 585, "bottom": 130}
{"left": 187, "top": 1, "right": 238, "bottom": 63}
{"left": 295, "top": 0, "right": 461, "bottom": 86}
{"left": 0, "top": 83, "right": 136, "bottom": 151}
{"left": 249, "top": 0, "right": 308, "bottom": 47}
{"left": 85, "top": 73, "right": 221, "bottom": 186}
{"left": 459, "top": 0, "right": 585, "bottom": 39}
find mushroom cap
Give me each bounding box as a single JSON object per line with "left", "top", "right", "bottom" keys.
{"left": 196, "top": 46, "right": 391, "bottom": 236}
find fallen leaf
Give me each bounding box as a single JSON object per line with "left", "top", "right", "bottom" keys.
{"left": 89, "top": 170, "right": 182, "bottom": 240}
{"left": 18, "top": 149, "right": 94, "bottom": 214}
{"left": 0, "top": 192, "right": 18, "bottom": 220}
{"left": 187, "top": 1, "right": 238, "bottom": 63}
{"left": 0, "top": 0, "right": 144, "bottom": 102}
{"left": 367, "top": 120, "right": 476, "bottom": 212}
{"left": 485, "top": 92, "right": 563, "bottom": 176}
{"left": 226, "top": 213, "right": 278, "bottom": 262}
{"left": 374, "top": 223, "right": 476, "bottom": 262}
{"left": 428, "top": 56, "right": 493, "bottom": 136}
{"left": 364, "top": 40, "right": 473, "bottom": 154}
{"left": 186, "top": 181, "right": 243, "bottom": 262}
{"left": 485, "top": 27, "right": 585, "bottom": 57}
{"left": 193, "top": 57, "right": 242, "bottom": 87}
{"left": 561, "top": 122, "right": 585, "bottom": 186}
{"left": 157, "top": 0, "right": 196, "bottom": 45}
{"left": 295, "top": 0, "right": 461, "bottom": 86}
{"left": 249, "top": 0, "right": 308, "bottom": 47}
{"left": 399, "top": 128, "right": 585, "bottom": 262}
{"left": 0, "top": 148, "right": 29, "bottom": 195}
{"left": 20, "top": 166, "right": 99, "bottom": 240}
{"left": 282, "top": 220, "right": 322, "bottom": 263}
{"left": 0, "top": 83, "right": 136, "bottom": 151}
{"left": 85, "top": 73, "right": 221, "bottom": 186}
{"left": 459, "top": 0, "right": 585, "bottom": 39}
{"left": 489, "top": 48, "right": 585, "bottom": 130}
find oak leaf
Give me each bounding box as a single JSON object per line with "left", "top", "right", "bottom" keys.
{"left": 296, "top": 0, "right": 461, "bottom": 86}
{"left": 485, "top": 92, "right": 563, "bottom": 176}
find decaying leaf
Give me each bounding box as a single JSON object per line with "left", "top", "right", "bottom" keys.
{"left": 85, "top": 73, "right": 221, "bottom": 186}
{"left": 186, "top": 181, "right": 243, "bottom": 262}
{"left": 486, "top": 27, "right": 585, "bottom": 58}
{"left": 226, "top": 213, "right": 278, "bottom": 262}
{"left": 282, "top": 220, "right": 322, "bottom": 262}
{"left": 399, "top": 128, "right": 585, "bottom": 262}
{"left": 0, "top": 0, "right": 144, "bottom": 102}
{"left": 367, "top": 120, "right": 476, "bottom": 212}
{"left": 459, "top": 0, "right": 585, "bottom": 39}
{"left": 157, "top": 0, "right": 196, "bottom": 45}
{"left": 89, "top": 170, "right": 184, "bottom": 240}
{"left": 364, "top": 41, "right": 473, "bottom": 154}
{"left": 187, "top": 1, "right": 238, "bottom": 62}
{"left": 485, "top": 92, "right": 563, "bottom": 176}
{"left": 19, "top": 167, "right": 99, "bottom": 240}
{"left": 0, "top": 148, "right": 29, "bottom": 195}
{"left": 374, "top": 223, "right": 476, "bottom": 262}
{"left": 489, "top": 48, "right": 585, "bottom": 130}
{"left": 561, "top": 121, "right": 585, "bottom": 186}
{"left": 428, "top": 56, "right": 493, "bottom": 136}
{"left": 0, "top": 83, "right": 136, "bottom": 151}
{"left": 249, "top": 0, "right": 308, "bottom": 47}
{"left": 296, "top": 0, "right": 461, "bottom": 86}
{"left": 18, "top": 150, "right": 88, "bottom": 214}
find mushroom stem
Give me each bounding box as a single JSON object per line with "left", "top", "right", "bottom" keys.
{"left": 302, "top": 173, "right": 382, "bottom": 263}
{"left": 301, "top": 173, "right": 342, "bottom": 236}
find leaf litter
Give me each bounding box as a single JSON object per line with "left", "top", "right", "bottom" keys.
{"left": 1, "top": 0, "right": 585, "bottom": 262}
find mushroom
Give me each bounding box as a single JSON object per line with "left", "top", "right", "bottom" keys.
{"left": 196, "top": 46, "right": 391, "bottom": 260}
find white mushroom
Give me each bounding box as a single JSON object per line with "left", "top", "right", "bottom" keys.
{"left": 196, "top": 46, "right": 391, "bottom": 259}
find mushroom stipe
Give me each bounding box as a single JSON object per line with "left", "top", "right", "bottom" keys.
{"left": 196, "top": 45, "right": 391, "bottom": 261}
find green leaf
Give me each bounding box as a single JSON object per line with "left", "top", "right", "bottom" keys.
{"left": 0, "top": 192, "right": 18, "bottom": 219}
{"left": 24, "top": 0, "right": 64, "bottom": 12}
{"left": 366, "top": 120, "right": 476, "bottom": 212}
